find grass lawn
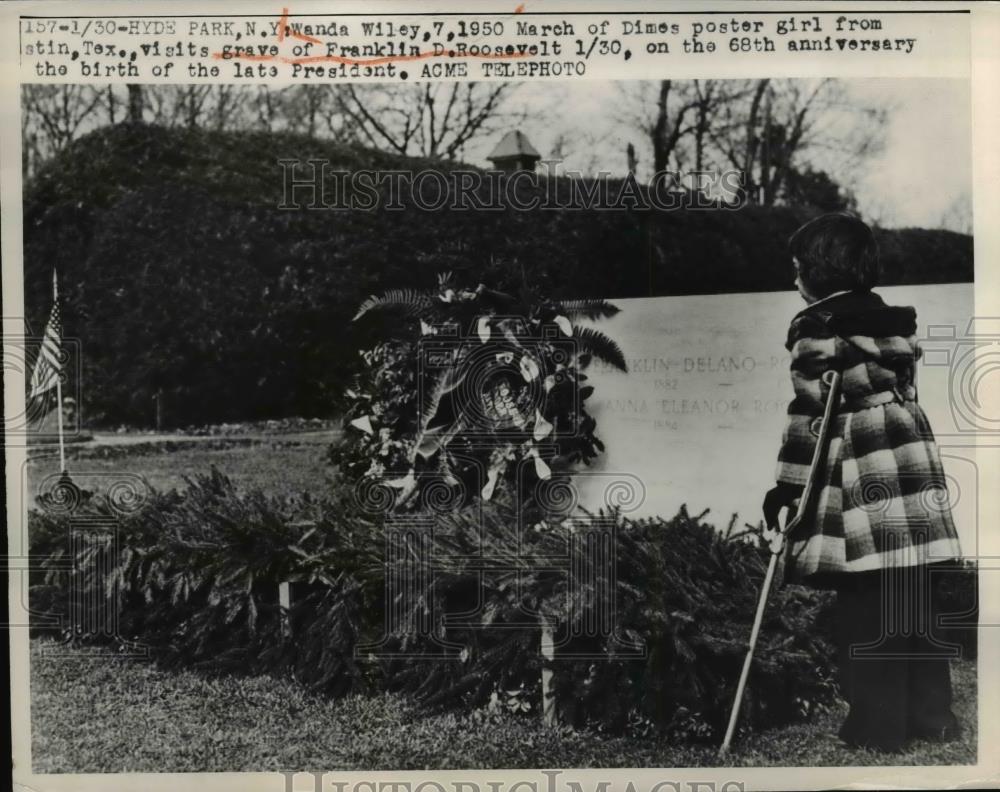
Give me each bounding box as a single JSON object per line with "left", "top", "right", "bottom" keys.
{"left": 30, "top": 639, "right": 976, "bottom": 772}
{"left": 26, "top": 434, "right": 334, "bottom": 503}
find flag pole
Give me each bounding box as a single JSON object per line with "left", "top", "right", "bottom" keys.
{"left": 53, "top": 270, "right": 66, "bottom": 473}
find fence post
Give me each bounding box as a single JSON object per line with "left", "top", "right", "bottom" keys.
{"left": 540, "top": 617, "right": 556, "bottom": 726}
{"left": 279, "top": 519, "right": 319, "bottom": 640}
{"left": 278, "top": 581, "right": 292, "bottom": 639}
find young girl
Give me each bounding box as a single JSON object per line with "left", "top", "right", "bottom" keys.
{"left": 763, "top": 212, "right": 964, "bottom": 752}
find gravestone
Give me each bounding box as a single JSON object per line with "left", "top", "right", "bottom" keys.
{"left": 575, "top": 284, "right": 977, "bottom": 554}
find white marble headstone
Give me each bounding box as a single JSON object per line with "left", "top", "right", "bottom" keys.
{"left": 574, "top": 284, "right": 978, "bottom": 556}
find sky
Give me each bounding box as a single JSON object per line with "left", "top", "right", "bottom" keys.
{"left": 847, "top": 79, "right": 971, "bottom": 231}
{"left": 461, "top": 78, "right": 972, "bottom": 232}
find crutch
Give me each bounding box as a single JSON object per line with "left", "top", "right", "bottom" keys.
{"left": 718, "top": 368, "right": 842, "bottom": 758}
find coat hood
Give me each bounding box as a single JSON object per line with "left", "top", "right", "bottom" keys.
{"left": 785, "top": 290, "right": 918, "bottom": 363}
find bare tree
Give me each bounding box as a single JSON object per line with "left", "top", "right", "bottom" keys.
{"left": 619, "top": 81, "right": 702, "bottom": 173}
{"left": 21, "top": 85, "right": 104, "bottom": 175}
{"left": 105, "top": 85, "right": 118, "bottom": 124}
{"left": 698, "top": 79, "right": 771, "bottom": 198}
{"left": 336, "top": 82, "right": 522, "bottom": 160}
{"left": 290, "top": 85, "right": 324, "bottom": 138}
{"left": 145, "top": 86, "right": 173, "bottom": 127}
{"left": 253, "top": 85, "right": 279, "bottom": 132}
{"left": 128, "top": 85, "right": 144, "bottom": 123}
{"left": 178, "top": 85, "right": 213, "bottom": 128}
{"left": 143, "top": 85, "right": 215, "bottom": 128}
{"left": 708, "top": 79, "right": 886, "bottom": 205}
{"left": 95, "top": 84, "right": 143, "bottom": 125}
{"left": 618, "top": 78, "right": 886, "bottom": 204}
{"left": 216, "top": 87, "right": 258, "bottom": 131}
{"left": 530, "top": 127, "right": 609, "bottom": 176}
{"left": 691, "top": 80, "right": 730, "bottom": 172}
{"left": 651, "top": 81, "right": 699, "bottom": 172}
{"left": 626, "top": 142, "right": 637, "bottom": 175}
{"left": 549, "top": 131, "right": 573, "bottom": 162}
{"left": 757, "top": 80, "right": 828, "bottom": 204}
{"left": 22, "top": 85, "right": 103, "bottom": 151}
{"left": 21, "top": 107, "right": 39, "bottom": 181}
{"left": 279, "top": 85, "right": 354, "bottom": 142}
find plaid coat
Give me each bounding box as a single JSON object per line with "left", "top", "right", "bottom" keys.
{"left": 776, "top": 289, "right": 962, "bottom": 585}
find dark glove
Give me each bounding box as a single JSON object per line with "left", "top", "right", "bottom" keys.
{"left": 763, "top": 482, "right": 804, "bottom": 528}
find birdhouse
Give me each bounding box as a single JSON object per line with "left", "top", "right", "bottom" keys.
{"left": 487, "top": 130, "right": 542, "bottom": 173}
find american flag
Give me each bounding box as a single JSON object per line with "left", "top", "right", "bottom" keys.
{"left": 29, "top": 271, "right": 63, "bottom": 400}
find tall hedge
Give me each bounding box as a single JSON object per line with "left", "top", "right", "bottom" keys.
{"left": 24, "top": 123, "right": 973, "bottom": 427}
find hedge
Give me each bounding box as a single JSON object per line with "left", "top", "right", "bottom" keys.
{"left": 24, "top": 123, "right": 973, "bottom": 427}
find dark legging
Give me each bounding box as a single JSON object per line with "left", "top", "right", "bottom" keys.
{"left": 834, "top": 564, "right": 961, "bottom": 751}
